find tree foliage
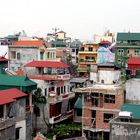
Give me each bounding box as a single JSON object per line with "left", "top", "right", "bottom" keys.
{"left": 52, "top": 123, "right": 82, "bottom": 137}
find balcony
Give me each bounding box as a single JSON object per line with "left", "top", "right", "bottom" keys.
{"left": 79, "top": 59, "right": 96, "bottom": 65}
{"left": 49, "top": 110, "right": 73, "bottom": 124}
{"left": 0, "top": 117, "right": 15, "bottom": 130}
{"left": 48, "top": 92, "right": 75, "bottom": 103}
{"left": 78, "top": 51, "right": 97, "bottom": 54}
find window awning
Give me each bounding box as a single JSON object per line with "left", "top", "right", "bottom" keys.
{"left": 74, "top": 97, "right": 82, "bottom": 109}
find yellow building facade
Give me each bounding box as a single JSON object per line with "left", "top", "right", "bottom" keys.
{"left": 78, "top": 43, "right": 98, "bottom": 74}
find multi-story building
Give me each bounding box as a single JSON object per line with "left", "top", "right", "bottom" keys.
{"left": 115, "top": 32, "right": 140, "bottom": 76}
{"left": 0, "top": 88, "right": 27, "bottom": 140}
{"left": 90, "top": 63, "right": 121, "bottom": 84}
{"left": 74, "top": 83, "right": 125, "bottom": 140}
{"left": 94, "top": 31, "right": 115, "bottom": 44}
{"left": 0, "top": 74, "right": 37, "bottom": 140}
{"left": 24, "top": 60, "right": 75, "bottom": 129}
{"left": 70, "top": 39, "right": 82, "bottom": 65}
{"left": 78, "top": 43, "right": 98, "bottom": 76}
{"left": 8, "top": 39, "right": 46, "bottom": 71}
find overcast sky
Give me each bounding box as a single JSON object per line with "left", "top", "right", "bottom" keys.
{"left": 0, "top": 0, "right": 140, "bottom": 40}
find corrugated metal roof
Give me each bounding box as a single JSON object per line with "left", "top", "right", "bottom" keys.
{"left": 117, "top": 33, "right": 140, "bottom": 41}
{"left": 128, "top": 57, "right": 140, "bottom": 65}
{"left": 0, "top": 88, "right": 27, "bottom": 105}
{"left": 25, "top": 60, "right": 69, "bottom": 68}
{"left": 0, "top": 74, "right": 37, "bottom": 87}
{"left": 121, "top": 103, "right": 140, "bottom": 119}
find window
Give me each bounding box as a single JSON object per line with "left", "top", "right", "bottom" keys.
{"left": 16, "top": 128, "right": 20, "bottom": 140}
{"left": 61, "top": 86, "right": 63, "bottom": 94}
{"left": 76, "top": 109, "right": 82, "bottom": 116}
{"left": 18, "top": 67, "right": 21, "bottom": 70}
{"left": 57, "top": 87, "right": 60, "bottom": 95}
{"left": 11, "top": 67, "right": 15, "bottom": 71}
{"left": 40, "top": 52, "right": 44, "bottom": 60}
{"left": 104, "top": 113, "right": 114, "bottom": 123}
{"left": 10, "top": 51, "right": 16, "bottom": 59}
{"left": 81, "top": 47, "right": 84, "bottom": 51}
{"left": 118, "top": 49, "right": 124, "bottom": 55}
{"left": 45, "top": 88, "right": 47, "bottom": 96}
{"left": 117, "top": 59, "right": 121, "bottom": 64}
{"left": 72, "top": 49, "right": 75, "bottom": 52}
{"left": 47, "top": 52, "right": 50, "bottom": 59}
{"left": 104, "top": 94, "right": 115, "bottom": 104}
{"left": 135, "top": 49, "right": 140, "bottom": 56}
{"left": 89, "top": 47, "right": 93, "bottom": 51}
{"left": 49, "top": 87, "right": 54, "bottom": 92}
{"left": 91, "top": 93, "right": 103, "bottom": 107}
{"left": 101, "top": 79, "right": 104, "bottom": 83}
{"left": 16, "top": 52, "right": 20, "bottom": 60}
{"left": 127, "top": 50, "right": 130, "bottom": 55}
{"left": 0, "top": 105, "right": 4, "bottom": 118}
{"left": 64, "top": 86, "right": 66, "bottom": 93}
{"left": 85, "top": 93, "right": 91, "bottom": 102}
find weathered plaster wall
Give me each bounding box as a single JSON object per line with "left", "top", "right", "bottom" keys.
{"left": 9, "top": 47, "right": 39, "bottom": 70}
{"left": 110, "top": 122, "right": 140, "bottom": 140}
{"left": 126, "top": 79, "right": 140, "bottom": 104}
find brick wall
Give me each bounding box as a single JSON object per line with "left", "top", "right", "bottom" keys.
{"left": 83, "top": 88, "right": 124, "bottom": 130}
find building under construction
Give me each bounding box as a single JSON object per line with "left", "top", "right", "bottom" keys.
{"left": 74, "top": 83, "right": 125, "bottom": 140}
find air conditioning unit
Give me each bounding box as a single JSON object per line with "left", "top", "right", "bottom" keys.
{"left": 119, "top": 111, "right": 133, "bottom": 119}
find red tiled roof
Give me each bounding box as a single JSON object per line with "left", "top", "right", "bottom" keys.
{"left": 0, "top": 56, "right": 9, "bottom": 62}
{"left": 11, "top": 40, "right": 44, "bottom": 47}
{"left": 15, "top": 70, "right": 24, "bottom": 76}
{"left": 0, "top": 88, "right": 27, "bottom": 105}
{"left": 128, "top": 57, "right": 140, "bottom": 65}
{"left": 29, "top": 76, "right": 59, "bottom": 81}
{"left": 25, "top": 60, "right": 69, "bottom": 68}
{"left": 99, "top": 41, "right": 112, "bottom": 44}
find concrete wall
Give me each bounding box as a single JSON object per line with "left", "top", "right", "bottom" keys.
{"left": 0, "top": 125, "right": 15, "bottom": 140}
{"left": 16, "top": 120, "right": 26, "bottom": 140}
{"left": 9, "top": 47, "right": 39, "bottom": 70}
{"left": 126, "top": 79, "right": 140, "bottom": 104}
{"left": 90, "top": 70, "right": 121, "bottom": 84}
{"left": 0, "top": 45, "right": 8, "bottom": 58}
{"left": 110, "top": 122, "right": 140, "bottom": 140}
{"left": 9, "top": 98, "right": 26, "bottom": 119}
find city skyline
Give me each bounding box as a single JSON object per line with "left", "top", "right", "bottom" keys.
{"left": 0, "top": 0, "right": 140, "bottom": 40}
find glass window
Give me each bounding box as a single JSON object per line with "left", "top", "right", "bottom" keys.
{"left": 17, "top": 52, "right": 20, "bottom": 60}
{"left": 135, "top": 49, "right": 140, "bottom": 56}
{"left": 117, "top": 49, "right": 124, "bottom": 55}
{"left": 40, "top": 52, "right": 44, "bottom": 60}
{"left": 104, "top": 94, "right": 115, "bottom": 104}
{"left": 10, "top": 51, "right": 16, "bottom": 59}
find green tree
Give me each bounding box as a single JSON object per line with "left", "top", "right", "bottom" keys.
{"left": 52, "top": 123, "right": 82, "bottom": 138}
{"left": 33, "top": 88, "right": 50, "bottom": 132}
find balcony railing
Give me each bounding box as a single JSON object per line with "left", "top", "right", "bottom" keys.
{"left": 0, "top": 117, "right": 15, "bottom": 130}
{"left": 29, "top": 73, "right": 71, "bottom": 80}
{"left": 48, "top": 92, "right": 75, "bottom": 103}
{"left": 49, "top": 110, "right": 73, "bottom": 124}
